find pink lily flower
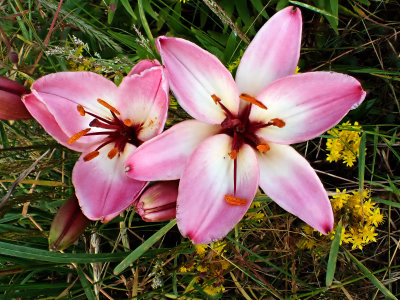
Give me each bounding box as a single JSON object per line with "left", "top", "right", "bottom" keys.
{"left": 22, "top": 60, "right": 169, "bottom": 221}
{"left": 125, "top": 7, "right": 366, "bottom": 244}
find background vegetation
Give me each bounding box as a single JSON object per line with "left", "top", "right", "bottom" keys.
{"left": 0, "top": 0, "right": 399, "bottom": 298}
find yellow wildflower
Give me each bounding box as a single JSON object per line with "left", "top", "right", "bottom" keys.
{"left": 195, "top": 245, "right": 208, "bottom": 256}
{"left": 367, "top": 208, "right": 385, "bottom": 226}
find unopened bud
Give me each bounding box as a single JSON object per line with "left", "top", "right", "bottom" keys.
{"left": 0, "top": 76, "right": 31, "bottom": 120}
{"left": 9, "top": 51, "right": 19, "bottom": 64}
{"left": 49, "top": 195, "right": 90, "bottom": 251}
{"left": 135, "top": 181, "right": 178, "bottom": 222}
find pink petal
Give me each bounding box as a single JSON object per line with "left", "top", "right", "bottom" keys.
{"left": 128, "top": 59, "right": 161, "bottom": 76}
{"left": 156, "top": 36, "right": 239, "bottom": 124}
{"left": 235, "top": 6, "right": 302, "bottom": 96}
{"left": 117, "top": 67, "right": 169, "bottom": 141}
{"left": 22, "top": 94, "right": 90, "bottom": 152}
{"left": 257, "top": 143, "right": 333, "bottom": 234}
{"left": 29, "top": 72, "right": 119, "bottom": 146}
{"left": 177, "top": 134, "right": 259, "bottom": 244}
{"left": 0, "top": 90, "right": 32, "bottom": 120}
{"left": 73, "top": 143, "right": 147, "bottom": 221}
{"left": 251, "top": 72, "right": 366, "bottom": 144}
{"left": 125, "top": 120, "right": 219, "bottom": 181}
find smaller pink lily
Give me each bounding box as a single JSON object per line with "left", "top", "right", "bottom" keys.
{"left": 22, "top": 60, "right": 169, "bottom": 221}
{"left": 0, "top": 76, "right": 31, "bottom": 120}
{"left": 125, "top": 7, "right": 366, "bottom": 244}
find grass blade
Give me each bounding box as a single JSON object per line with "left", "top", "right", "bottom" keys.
{"left": 76, "top": 266, "right": 96, "bottom": 300}
{"left": 326, "top": 220, "right": 342, "bottom": 287}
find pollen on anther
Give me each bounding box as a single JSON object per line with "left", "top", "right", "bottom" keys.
{"left": 225, "top": 195, "right": 247, "bottom": 206}
{"left": 257, "top": 143, "right": 270, "bottom": 153}
{"left": 77, "top": 105, "right": 85, "bottom": 116}
{"left": 123, "top": 119, "right": 133, "bottom": 126}
{"left": 271, "top": 118, "right": 285, "bottom": 128}
{"left": 211, "top": 94, "right": 221, "bottom": 104}
{"left": 97, "top": 98, "right": 120, "bottom": 115}
{"left": 68, "top": 128, "right": 91, "bottom": 144}
{"left": 83, "top": 150, "right": 100, "bottom": 162}
{"left": 239, "top": 93, "right": 267, "bottom": 110}
{"left": 107, "top": 147, "right": 119, "bottom": 159}
{"left": 228, "top": 149, "right": 237, "bottom": 159}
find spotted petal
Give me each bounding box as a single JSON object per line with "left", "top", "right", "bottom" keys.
{"left": 126, "top": 120, "right": 219, "bottom": 181}
{"left": 156, "top": 36, "right": 239, "bottom": 124}
{"left": 258, "top": 143, "right": 333, "bottom": 234}
{"left": 73, "top": 143, "right": 147, "bottom": 221}
{"left": 235, "top": 6, "right": 302, "bottom": 96}
{"left": 251, "top": 72, "right": 366, "bottom": 144}
{"left": 177, "top": 134, "right": 259, "bottom": 244}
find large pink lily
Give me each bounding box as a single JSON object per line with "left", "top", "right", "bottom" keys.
{"left": 22, "top": 60, "right": 169, "bottom": 221}
{"left": 125, "top": 7, "right": 366, "bottom": 244}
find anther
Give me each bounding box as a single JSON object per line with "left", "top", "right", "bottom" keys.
{"left": 239, "top": 93, "right": 267, "bottom": 110}
{"left": 107, "top": 147, "right": 118, "bottom": 159}
{"left": 97, "top": 98, "right": 120, "bottom": 115}
{"left": 77, "top": 105, "right": 85, "bottom": 116}
{"left": 68, "top": 128, "right": 91, "bottom": 144}
{"left": 83, "top": 150, "right": 100, "bottom": 162}
{"left": 211, "top": 94, "right": 221, "bottom": 104}
{"left": 228, "top": 150, "right": 237, "bottom": 159}
{"left": 257, "top": 143, "right": 270, "bottom": 153}
{"left": 123, "top": 119, "right": 133, "bottom": 126}
{"left": 271, "top": 118, "right": 285, "bottom": 128}
{"left": 225, "top": 195, "right": 247, "bottom": 206}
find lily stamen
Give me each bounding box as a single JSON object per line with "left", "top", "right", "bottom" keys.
{"left": 97, "top": 98, "right": 120, "bottom": 115}
{"left": 239, "top": 93, "right": 267, "bottom": 110}
{"left": 257, "top": 143, "right": 270, "bottom": 153}
{"left": 107, "top": 147, "right": 119, "bottom": 159}
{"left": 83, "top": 150, "right": 100, "bottom": 162}
{"left": 225, "top": 195, "right": 247, "bottom": 206}
{"left": 68, "top": 128, "right": 91, "bottom": 144}
{"left": 77, "top": 105, "right": 86, "bottom": 116}
{"left": 228, "top": 149, "right": 237, "bottom": 159}
{"left": 270, "top": 118, "right": 286, "bottom": 128}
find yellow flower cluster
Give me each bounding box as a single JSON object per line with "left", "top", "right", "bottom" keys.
{"left": 299, "top": 189, "right": 384, "bottom": 251}
{"left": 326, "top": 121, "right": 362, "bottom": 167}
{"left": 179, "top": 241, "right": 230, "bottom": 296}
{"left": 244, "top": 200, "right": 265, "bottom": 223}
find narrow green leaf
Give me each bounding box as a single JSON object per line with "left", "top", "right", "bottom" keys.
{"left": 289, "top": 1, "right": 338, "bottom": 19}
{"left": 113, "top": 219, "right": 176, "bottom": 275}
{"left": 343, "top": 248, "right": 396, "bottom": 299}
{"left": 120, "top": 0, "right": 137, "bottom": 22}
{"left": 107, "top": 0, "right": 119, "bottom": 24}
{"left": 138, "top": 0, "right": 156, "bottom": 52}
{"left": 358, "top": 131, "right": 366, "bottom": 191}
{"left": 326, "top": 220, "right": 342, "bottom": 287}
{"left": 76, "top": 266, "right": 96, "bottom": 300}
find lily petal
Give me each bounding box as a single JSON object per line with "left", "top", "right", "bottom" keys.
{"left": 73, "top": 143, "right": 147, "bottom": 221}
{"left": 236, "top": 6, "right": 302, "bottom": 95}
{"left": 22, "top": 94, "right": 91, "bottom": 152}
{"left": 258, "top": 143, "right": 333, "bottom": 234}
{"left": 0, "top": 90, "right": 32, "bottom": 120}
{"left": 156, "top": 36, "right": 239, "bottom": 124}
{"left": 117, "top": 67, "right": 169, "bottom": 142}
{"left": 128, "top": 59, "right": 161, "bottom": 76}
{"left": 251, "top": 72, "right": 366, "bottom": 144}
{"left": 177, "top": 134, "right": 259, "bottom": 244}
{"left": 125, "top": 120, "right": 219, "bottom": 181}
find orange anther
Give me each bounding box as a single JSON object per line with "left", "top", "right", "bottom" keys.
{"left": 225, "top": 195, "right": 247, "bottom": 206}
{"left": 211, "top": 94, "right": 221, "bottom": 104}
{"left": 97, "top": 98, "right": 120, "bottom": 115}
{"left": 83, "top": 150, "right": 99, "bottom": 162}
{"left": 68, "top": 128, "right": 91, "bottom": 144}
{"left": 228, "top": 149, "right": 237, "bottom": 159}
{"left": 77, "top": 105, "right": 85, "bottom": 116}
{"left": 107, "top": 147, "right": 118, "bottom": 159}
{"left": 123, "top": 119, "right": 133, "bottom": 126}
{"left": 271, "top": 118, "right": 285, "bottom": 128}
{"left": 257, "top": 143, "right": 270, "bottom": 153}
{"left": 239, "top": 93, "right": 267, "bottom": 110}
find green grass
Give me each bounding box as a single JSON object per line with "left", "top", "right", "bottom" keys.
{"left": 1, "top": 0, "right": 399, "bottom": 298}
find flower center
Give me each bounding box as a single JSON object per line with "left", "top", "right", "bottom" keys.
{"left": 211, "top": 93, "right": 285, "bottom": 205}
{"left": 68, "top": 98, "right": 142, "bottom": 161}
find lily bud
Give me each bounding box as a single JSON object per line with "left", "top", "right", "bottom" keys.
{"left": 49, "top": 195, "right": 90, "bottom": 251}
{"left": 0, "top": 76, "right": 31, "bottom": 120}
{"left": 135, "top": 181, "right": 178, "bottom": 222}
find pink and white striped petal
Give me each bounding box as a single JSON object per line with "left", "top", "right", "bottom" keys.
{"left": 128, "top": 59, "right": 161, "bottom": 76}
{"left": 177, "top": 134, "right": 259, "bottom": 244}
{"left": 235, "top": 6, "right": 302, "bottom": 96}
{"left": 257, "top": 143, "right": 333, "bottom": 234}
{"left": 22, "top": 94, "right": 92, "bottom": 152}
{"left": 251, "top": 72, "right": 366, "bottom": 144}
{"left": 125, "top": 120, "right": 220, "bottom": 181}
{"left": 117, "top": 67, "right": 169, "bottom": 142}
{"left": 73, "top": 143, "right": 147, "bottom": 222}
{"left": 156, "top": 36, "right": 239, "bottom": 124}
